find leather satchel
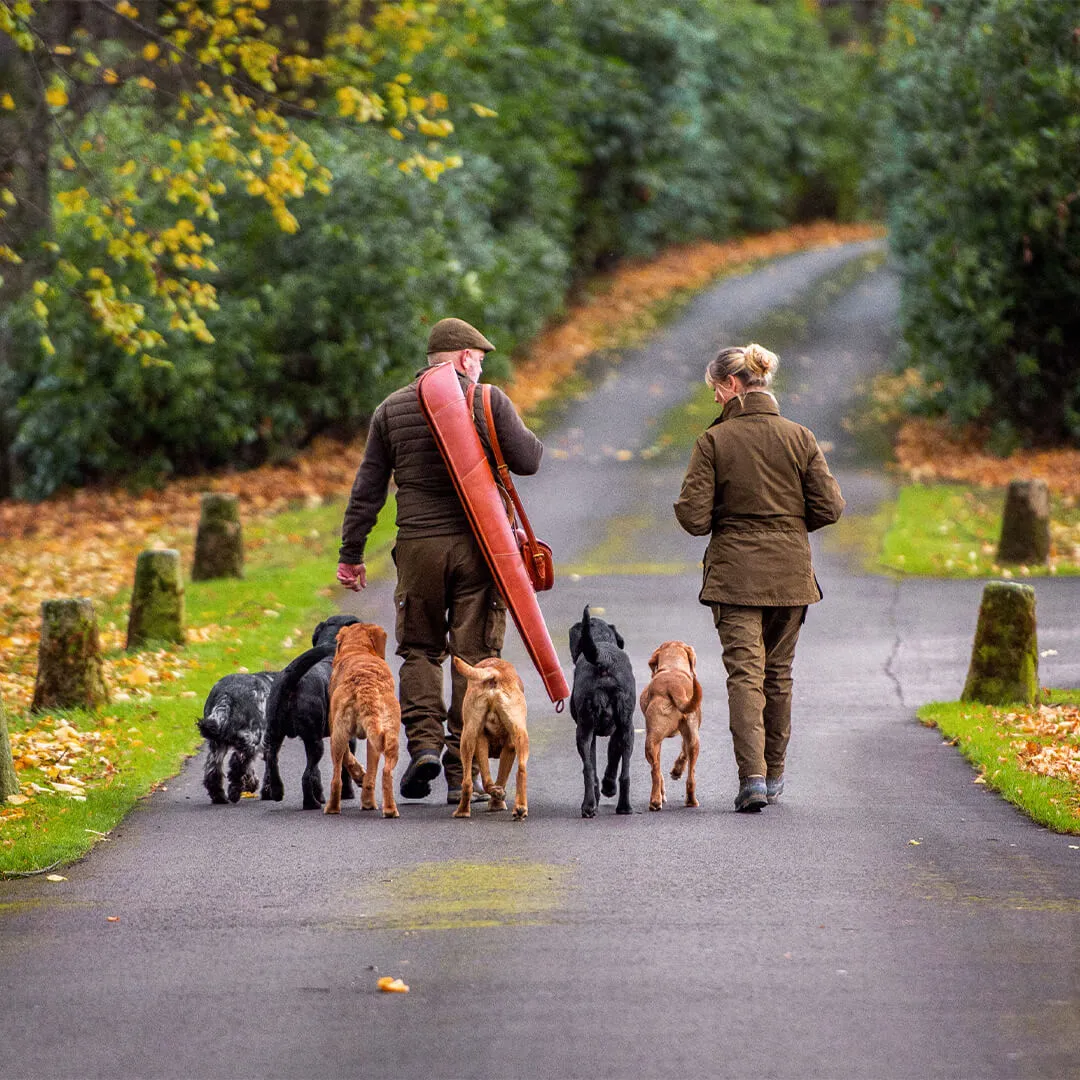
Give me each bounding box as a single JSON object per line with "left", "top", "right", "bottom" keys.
{"left": 468, "top": 383, "right": 554, "bottom": 592}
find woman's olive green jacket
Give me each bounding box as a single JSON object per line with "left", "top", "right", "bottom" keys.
{"left": 674, "top": 392, "right": 845, "bottom": 607}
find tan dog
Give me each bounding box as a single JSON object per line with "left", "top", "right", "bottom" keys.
{"left": 324, "top": 622, "right": 400, "bottom": 818}
{"left": 451, "top": 656, "right": 529, "bottom": 821}
{"left": 639, "top": 641, "right": 703, "bottom": 811}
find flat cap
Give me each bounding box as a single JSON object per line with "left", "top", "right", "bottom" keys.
{"left": 427, "top": 317, "right": 495, "bottom": 354}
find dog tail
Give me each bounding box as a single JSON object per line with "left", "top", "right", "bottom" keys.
{"left": 452, "top": 656, "right": 499, "bottom": 684}
{"left": 197, "top": 698, "right": 231, "bottom": 742}
{"left": 671, "top": 677, "right": 703, "bottom": 716}
{"left": 262, "top": 643, "right": 335, "bottom": 749}
{"left": 579, "top": 605, "right": 600, "bottom": 666}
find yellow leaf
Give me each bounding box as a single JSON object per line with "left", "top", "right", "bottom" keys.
{"left": 142, "top": 42, "right": 160, "bottom": 61}
{"left": 103, "top": 69, "right": 120, "bottom": 86}
{"left": 377, "top": 976, "right": 409, "bottom": 993}
{"left": 45, "top": 85, "right": 69, "bottom": 109}
{"left": 45, "top": 874, "right": 67, "bottom": 882}
{"left": 1, "top": 93, "right": 15, "bottom": 110}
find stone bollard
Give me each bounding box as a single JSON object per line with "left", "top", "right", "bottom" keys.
{"left": 191, "top": 492, "right": 244, "bottom": 581}
{"left": 31, "top": 598, "right": 110, "bottom": 711}
{"left": 127, "top": 549, "right": 186, "bottom": 650}
{"left": 996, "top": 479, "right": 1050, "bottom": 565}
{"left": 961, "top": 581, "right": 1039, "bottom": 706}
{"left": 1, "top": 697, "right": 19, "bottom": 800}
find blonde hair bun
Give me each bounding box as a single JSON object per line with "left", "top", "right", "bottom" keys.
{"left": 742, "top": 343, "right": 778, "bottom": 381}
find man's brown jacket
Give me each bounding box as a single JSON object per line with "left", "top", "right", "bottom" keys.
{"left": 339, "top": 369, "right": 542, "bottom": 563}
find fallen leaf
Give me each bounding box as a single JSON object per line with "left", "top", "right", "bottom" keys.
{"left": 376, "top": 976, "right": 409, "bottom": 993}
{"left": 106, "top": 916, "right": 120, "bottom": 922}
{"left": 45, "top": 873, "right": 67, "bottom": 882}
{"left": 5, "top": 793, "right": 29, "bottom": 805}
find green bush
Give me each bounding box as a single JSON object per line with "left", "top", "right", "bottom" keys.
{"left": 3, "top": 0, "right": 879, "bottom": 498}
{"left": 882, "top": 0, "right": 1080, "bottom": 449}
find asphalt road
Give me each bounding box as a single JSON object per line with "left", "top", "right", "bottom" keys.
{"left": 2, "top": 243, "right": 1079, "bottom": 1080}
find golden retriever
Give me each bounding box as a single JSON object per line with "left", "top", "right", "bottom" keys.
{"left": 324, "top": 622, "right": 400, "bottom": 818}
{"left": 451, "top": 656, "right": 529, "bottom": 820}
{"left": 639, "top": 640, "right": 703, "bottom": 810}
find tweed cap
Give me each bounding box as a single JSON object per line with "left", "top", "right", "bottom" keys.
{"left": 426, "top": 317, "right": 495, "bottom": 354}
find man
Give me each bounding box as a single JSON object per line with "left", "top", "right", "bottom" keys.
{"left": 337, "top": 318, "right": 543, "bottom": 804}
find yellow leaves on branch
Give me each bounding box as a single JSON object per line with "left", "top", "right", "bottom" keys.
{"left": 2, "top": 0, "right": 459, "bottom": 363}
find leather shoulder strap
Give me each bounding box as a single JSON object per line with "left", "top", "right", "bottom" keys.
{"left": 481, "top": 385, "right": 541, "bottom": 549}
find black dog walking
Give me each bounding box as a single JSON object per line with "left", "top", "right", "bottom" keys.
{"left": 569, "top": 605, "right": 636, "bottom": 817}
{"left": 260, "top": 614, "right": 360, "bottom": 809}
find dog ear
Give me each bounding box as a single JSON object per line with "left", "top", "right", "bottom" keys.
{"left": 685, "top": 643, "right": 697, "bottom": 673}
{"left": 611, "top": 625, "right": 625, "bottom": 650}
{"left": 568, "top": 621, "right": 583, "bottom": 662}
{"left": 648, "top": 646, "right": 661, "bottom": 674}
{"left": 371, "top": 625, "right": 388, "bottom": 659}
{"left": 312, "top": 620, "right": 326, "bottom": 646}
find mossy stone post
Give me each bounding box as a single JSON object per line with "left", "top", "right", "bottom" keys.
{"left": 127, "top": 549, "right": 185, "bottom": 650}
{"left": 0, "top": 698, "right": 19, "bottom": 801}
{"left": 31, "top": 598, "right": 110, "bottom": 711}
{"left": 191, "top": 492, "right": 244, "bottom": 581}
{"left": 997, "top": 479, "right": 1050, "bottom": 565}
{"left": 961, "top": 581, "right": 1039, "bottom": 706}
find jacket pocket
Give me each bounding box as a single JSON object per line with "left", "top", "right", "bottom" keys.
{"left": 484, "top": 590, "right": 507, "bottom": 651}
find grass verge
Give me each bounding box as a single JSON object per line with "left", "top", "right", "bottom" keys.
{"left": 1, "top": 498, "right": 395, "bottom": 876}
{"left": 918, "top": 692, "right": 1080, "bottom": 835}
{"left": 829, "top": 483, "right": 1080, "bottom": 578}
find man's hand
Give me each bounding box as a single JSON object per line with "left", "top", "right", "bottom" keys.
{"left": 336, "top": 562, "right": 367, "bottom": 591}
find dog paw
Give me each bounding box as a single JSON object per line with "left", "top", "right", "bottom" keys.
{"left": 323, "top": 804, "right": 341, "bottom": 815}
{"left": 488, "top": 799, "right": 507, "bottom": 812}
{"left": 361, "top": 802, "right": 376, "bottom": 812}
{"left": 227, "top": 786, "right": 243, "bottom": 804}
{"left": 581, "top": 804, "right": 597, "bottom": 819}
{"left": 260, "top": 782, "right": 284, "bottom": 802}
{"left": 600, "top": 778, "right": 616, "bottom": 798}
{"left": 208, "top": 790, "right": 229, "bottom": 805}
{"left": 615, "top": 803, "right": 633, "bottom": 816}
{"left": 383, "top": 807, "right": 400, "bottom": 819}
{"left": 512, "top": 807, "right": 528, "bottom": 821}
{"left": 242, "top": 773, "right": 259, "bottom": 793}
{"left": 649, "top": 801, "right": 662, "bottom": 811}
{"left": 452, "top": 807, "right": 471, "bottom": 819}
{"left": 686, "top": 796, "right": 700, "bottom": 808}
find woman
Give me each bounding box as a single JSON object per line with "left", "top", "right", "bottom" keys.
{"left": 674, "top": 343, "right": 844, "bottom": 812}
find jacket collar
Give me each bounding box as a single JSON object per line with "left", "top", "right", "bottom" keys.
{"left": 710, "top": 391, "right": 779, "bottom": 427}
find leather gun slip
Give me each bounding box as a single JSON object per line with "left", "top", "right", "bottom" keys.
{"left": 416, "top": 362, "right": 569, "bottom": 704}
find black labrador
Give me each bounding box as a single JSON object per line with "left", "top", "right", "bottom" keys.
{"left": 260, "top": 613, "right": 361, "bottom": 809}
{"left": 569, "top": 605, "right": 636, "bottom": 817}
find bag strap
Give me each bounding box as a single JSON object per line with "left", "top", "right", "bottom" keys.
{"left": 468, "top": 383, "right": 542, "bottom": 550}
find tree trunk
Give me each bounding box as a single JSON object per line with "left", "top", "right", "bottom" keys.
{"left": 0, "top": 27, "right": 52, "bottom": 499}
{"left": 32, "top": 598, "right": 110, "bottom": 711}
{"left": 960, "top": 581, "right": 1039, "bottom": 706}
{"left": 996, "top": 479, "right": 1050, "bottom": 565}
{"left": 127, "top": 549, "right": 186, "bottom": 649}
{"left": 0, "top": 697, "right": 19, "bottom": 801}
{"left": 191, "top": 493, "right": 244, "bottom": 581}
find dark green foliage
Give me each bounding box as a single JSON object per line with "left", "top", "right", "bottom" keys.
{"left": 882, "top": 0, "right": 1080, "bottom": 448}
{"left": 1, "top": 0, "right": 877, "bottom": 498}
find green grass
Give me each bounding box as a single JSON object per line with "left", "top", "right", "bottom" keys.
{"left": 1, "top": 497, "right": 396, "bottom": 876}
{"left": 830, "top": 483, "right": 1080, "bottom": 578}
{"left": 918, "top": 691, "right": 1080, "bottom": 835}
